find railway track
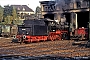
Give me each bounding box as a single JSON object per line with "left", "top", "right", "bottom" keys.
{"left": 0, "top": 38, "right": 90, "bottom": 58}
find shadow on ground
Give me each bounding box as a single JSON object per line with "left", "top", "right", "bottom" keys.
{"left": 72, "top": 40, "right": 90, "bottom": 48}
{"left": 0, "top": 55, "right": 90, "bottom": 60}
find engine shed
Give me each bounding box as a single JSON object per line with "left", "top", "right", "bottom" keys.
{"left": 40, "top": 1, "right": 57, "bottom": 20}
{"left": 40, "top": 0, "right": 89, "bottom": 40}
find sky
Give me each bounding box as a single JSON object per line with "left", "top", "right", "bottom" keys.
{"left": 0, "top": 0, "right": 49, "bottom": 11}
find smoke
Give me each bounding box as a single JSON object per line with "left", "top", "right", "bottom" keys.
{"left": 54, "top": 0, "right": 73, "bottom": 11}
{"left": 55, "top": 0, "right": 66, "bottom": 11}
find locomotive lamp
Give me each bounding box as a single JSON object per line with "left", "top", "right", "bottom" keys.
{"left": 13, "top": 35, "right": 16, "bottom": 39}
{"left": 23, "top": 35, "right": 26, "bottom": 39}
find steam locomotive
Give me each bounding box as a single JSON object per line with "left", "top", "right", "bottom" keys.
{"left": 12, "top": 18, "right": 88, "bottom": 44}
{"left": 12, "top": 19, "right": 69, "bottom": 43}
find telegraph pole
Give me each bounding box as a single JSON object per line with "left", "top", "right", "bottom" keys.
{"left": 87, "top": 0, "right": 90, "bottom": 47}
{"left": 89, "top": 19, "right": 90, "bottom": 40}
{"left": 89, "top": 0, "right": 90, "bottom": 41}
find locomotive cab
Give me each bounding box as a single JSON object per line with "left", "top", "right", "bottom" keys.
{"left": 44, "top": 19, "right": 57, "bottom": 32}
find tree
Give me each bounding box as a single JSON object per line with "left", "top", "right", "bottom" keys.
{"left": 12, "top": 6, "right": 17, "bottom": 20}
{"left": 3, "top": 5, "right": 14, "bottom": 24}
{"left": 4, "top": 16, "right": 13, "bottom": 24}
{"left": 3, "top": 5, "right": 13, "bottom": 17}
{"left": 35, "top": 6, "right": 41, "bottom": 18}
{"left": 12, "top": 6, "right": 18, "bottom": 24}
{"left": 0, "top": 5, "right": 4, "bottom": 23}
